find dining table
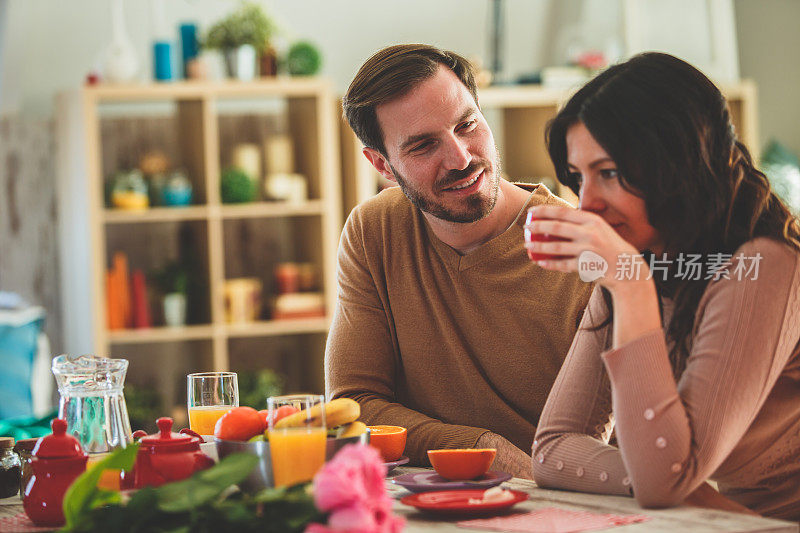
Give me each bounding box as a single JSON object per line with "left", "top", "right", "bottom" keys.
{"left": 2, "top": 467, "right": 798, "bottom": 532}
{"left": 388, "top": 467, "right": 798, "bottom": 532}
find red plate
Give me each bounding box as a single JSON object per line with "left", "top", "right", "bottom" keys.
{"left": 400, "top": 489, "right": 528, "bottom": 516}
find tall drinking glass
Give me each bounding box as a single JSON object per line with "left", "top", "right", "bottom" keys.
{"left": 267, "top": 394, "right": 326, "bottom": 487}
{"left": 187, "top": 372, "right": 239, "bottom": 436}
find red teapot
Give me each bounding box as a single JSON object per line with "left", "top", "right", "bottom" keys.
{"left": 128, "top": 417, "right": 214, "bottom": 489}
{"left": 23, "top": 419, "right": 88, "bottom": 527}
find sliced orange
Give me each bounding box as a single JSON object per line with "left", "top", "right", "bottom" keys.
{"left": 367, "top": 425, "right": 407, "bottom": 462}
{"left": 427, "top": 448, "right": 496, "bottom": 480}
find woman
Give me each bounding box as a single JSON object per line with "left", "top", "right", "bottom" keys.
{"left": 529, "top": 52, "right": 800, "bottom": 521}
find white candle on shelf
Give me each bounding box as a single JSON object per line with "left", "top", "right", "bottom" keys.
{"left": 231, "top": 143, "right": 261, "bottom": 181}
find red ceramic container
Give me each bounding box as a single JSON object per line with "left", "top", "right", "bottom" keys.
{"left": 131, "top": 417, "right": 213, "bottom": 489}
{"left": 524, "top": 208, "right": 572, "bottom": 261}
{"left": 23, "top": 419, "right": 88, "bottom": 527}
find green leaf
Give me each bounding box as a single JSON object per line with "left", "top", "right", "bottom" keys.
{"left": 164, "top": 526, "right": 191, "bottom": 533}
{"left": 62, "top": 443, "right": 139, "bottom": 530}
{"left": 59, "top": 448, "right": 325, "bottom": 532}
{"left": 252, "top": 484, "right": 288, "bottom": 503}
{"left": 255, "top": 483, "right": 321, "bottom": 533}
{"left": 155, "top": 453, "right": 259, "bottom": 512}
{"left": 204, "top": 1, "right": 276, "bottom": 50}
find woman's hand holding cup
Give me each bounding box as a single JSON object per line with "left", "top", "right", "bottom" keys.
{"left": 524, "top": 205, "right": 646, "bottom": 292}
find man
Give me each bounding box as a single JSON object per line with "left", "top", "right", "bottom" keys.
{"left": 326, "top": 44, "right": 592, "bottom": 478}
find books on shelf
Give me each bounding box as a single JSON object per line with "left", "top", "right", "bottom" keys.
{"left": 106, "top": 252, "right": 152, "bottom": 330}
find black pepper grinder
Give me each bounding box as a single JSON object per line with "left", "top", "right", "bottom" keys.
{"left": 0, "top": 436, "right": 22, "bottom": 498}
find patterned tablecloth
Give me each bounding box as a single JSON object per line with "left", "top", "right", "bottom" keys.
{"left": 2, "top": 467, "right": 797, "bottom": 533}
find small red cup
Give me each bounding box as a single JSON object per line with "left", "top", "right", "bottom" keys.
{"left": 524, "top": 209, "right": 571, "bottom": 261}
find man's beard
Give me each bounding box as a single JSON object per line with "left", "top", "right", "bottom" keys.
{"left": 389, "top": 157, "right": 501, "bottom": 224}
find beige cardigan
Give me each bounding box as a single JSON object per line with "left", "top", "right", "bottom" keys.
{"left": 533, "top": 237, "right": 800, "bottom": 521}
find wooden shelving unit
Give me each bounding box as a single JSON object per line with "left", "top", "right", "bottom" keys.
{"left": 58, "top": 79, "right": 342, "bottom": 406}
{"left": 341, "top": 80, "right": 758, "bottom": 215}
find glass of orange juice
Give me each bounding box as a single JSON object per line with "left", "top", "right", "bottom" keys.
{"left": 86, "top": 453, "right": 122, "bottom": 491}
{"left": 267, "top": 394, "right": 326, "bottom": 487}
{"left": 187, "top": 372, "right": 239, "bottom": 436}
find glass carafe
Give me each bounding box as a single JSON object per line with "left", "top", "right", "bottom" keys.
{"left": 51, "top": 354, "right": 133, "bottom": 453}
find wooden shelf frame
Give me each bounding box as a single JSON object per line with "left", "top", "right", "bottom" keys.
{"left": 85, "top": 78, "right": 335, "bottom": 101}
{"left": 218, "top": 200, "right": 325, "bottom": 219}
{"left": 79, "top": 78, "right": 342, "bottom": 377}
{"left": 105, "top": 316, "right": 330, "bottom": 345}
{"left": 103, "top": 206, "right": 210, "bottom": 224}
{"left": 103, "top": 202, "right": 326, "bottom": 224}
{"left": 108, "top": 324, "right": 215, "bottom": 344}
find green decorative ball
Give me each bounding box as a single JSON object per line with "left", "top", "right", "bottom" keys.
{"left": 287, "top": 41, "right": 322, "bottom": 76}
{"left": 221, "top": 167, "right": 256, "bottom": 203}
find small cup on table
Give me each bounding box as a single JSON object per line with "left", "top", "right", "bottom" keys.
{"left": 524, "top": 207, "right": 572, "bottom": 261}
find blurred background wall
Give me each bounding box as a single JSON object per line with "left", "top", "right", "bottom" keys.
{"left": 1, "top": 0, "right": 799, "bottom": 355}
{"left": 735, "top": 0, "right": 800, "bottom": 159}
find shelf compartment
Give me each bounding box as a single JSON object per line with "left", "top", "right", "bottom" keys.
{"left": 215, "top": 95, "right": 324, "bottom": 204}
{"left": 104, "top": 205, "right": 210, "bottom": 224}
{"left": 221, "top": 217, "right": 326, "bottom": 322}
{"left": 225, "top": 317, "right": 329, "bottom": 338}
{"left": 110, "top": 339, "right": 215, "bottom": 426}
{"left": 105, "top": 219, "right": 212, "bottom": 327}
{"left": 97, "top": 98, "right": 209, "bottom": 207}
{"left": 228, "top": 333, "right": 328, "bottom": 399}
{"left": 217, "top": 100, "right": 284, "bottom": 206}
{"left": 108, "top": 324, "right": 215, "bottom": 344}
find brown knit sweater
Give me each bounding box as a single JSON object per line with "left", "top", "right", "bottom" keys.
{"left": 325, "top": 184, "right": 593, "bottom": 464}
{"left": 533, "top": 237, "right": 800, "bottom": 521}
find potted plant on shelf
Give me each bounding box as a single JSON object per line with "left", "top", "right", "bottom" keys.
{"left": 204, "top": 2, "right": 277, "bottom": 81}
{"left": 221, "top": 166, "right": 257, "bottom": 203}
{"left": 286, "top": 40, "right": 322, "bottom": 76}
{"left": 154, "top": 262, "right": 188, "bottom": 327}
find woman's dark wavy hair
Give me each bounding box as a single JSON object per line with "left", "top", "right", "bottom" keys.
{"left": 546, "top": 52, "right": 800, "bottom": 376}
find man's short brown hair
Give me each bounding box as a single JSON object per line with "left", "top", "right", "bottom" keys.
{"left": 343, "top": 44, "right": 478, "bottom": 156}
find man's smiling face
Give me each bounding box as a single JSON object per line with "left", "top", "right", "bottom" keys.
{"left": 369, "top": 66, "right": 500, "bottom": 223}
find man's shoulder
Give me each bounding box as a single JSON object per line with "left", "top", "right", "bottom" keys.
{"left": 347, "top": 187, "right": 414, "bottom": 229}
{"left": 354, "top": 187, "right": 413, "bottom": 216}
{"left": 507, "top": 182, "right": 576, "bottom": 229}
{"left": 517, "top": 182, "right": 576, "bottom": 209}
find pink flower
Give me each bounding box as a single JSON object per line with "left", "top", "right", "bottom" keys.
{"left": 374, "top": 503, "right": 406, "bottom": 533}
{"left": 328, "top": 504, "right": 377, "bottom": 532}
{"left": 312, "top": 454, "right": 367, "bottom": 511}
{"left": 305, "top": 444, "right": 405, "bottom": 533}
{"left": 305, "top": 524, "right": 333, "bottom": 533}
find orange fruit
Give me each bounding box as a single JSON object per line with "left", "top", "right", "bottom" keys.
{"left": 214, "top": 406, "right": 265, "bottom": 441}
{"left": 367, "top": 425, "right": 407, "bottom": 462}
{"left": 274, "top": 405, "right": 299, "bottom": 424}
{"left": 258, "top": 405, "right": 299, "bottom": 428}
{"left": 427, "top": 448, "right": 497, "bottom": 480}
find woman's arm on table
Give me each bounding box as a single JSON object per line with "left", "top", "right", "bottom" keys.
{"left": 533, "top": 286, "right": 632, "bottom": 495}
{"left": 601, "top": 239, "right": 800, "bottom": 507}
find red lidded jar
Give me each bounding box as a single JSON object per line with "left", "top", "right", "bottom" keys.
{"left": 132, "top": 417, "right": 214, "bottom": 489}
{"left": 23, "top": 419, "right": 88, "bottom": 527}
